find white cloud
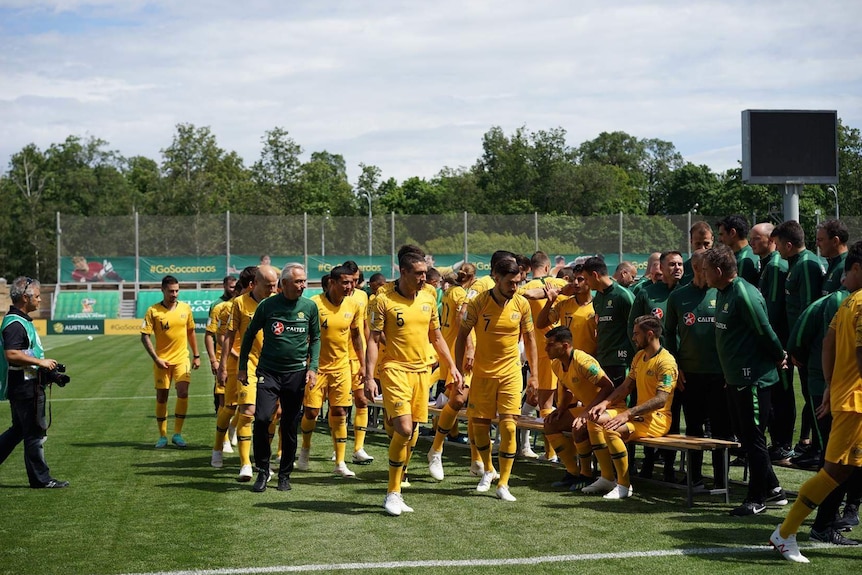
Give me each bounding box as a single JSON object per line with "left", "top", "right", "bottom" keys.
{"left": 1, "top": 0, "right": 860, "bottom": 183}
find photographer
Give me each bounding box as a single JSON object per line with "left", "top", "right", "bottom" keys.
{"left": 0, "top": 277, "right": 68, "bottom": 489}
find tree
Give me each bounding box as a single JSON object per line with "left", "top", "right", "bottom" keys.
{"left": 251, "top": 127, "right": 303, "bottom": 214}
{"left": 642, "top": 138, "right": 685, "bottom": 214}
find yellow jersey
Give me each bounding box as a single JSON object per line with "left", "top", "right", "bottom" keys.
{"left": 552, "top": 349, "right": 623, "bottom": 409}
{"left": 828, "top": 289, "right": 862, "bottom": 413}
{"left": 227, "top": 293, "right": 265, "bottom": 373}
{"left": 467, "top": 275, "right": 495, "bottom": 300}
{"left": 141, "top": 301, "right": 194, "bottom": 365}
{"left": 463, "top": 289, "right": 533, "bottom": 378}
{"left": 549, "top": 297, "right": 597, "bottom": 355}
{"left": 630, "top": 347, "right": 677, "bottom": 417}
{"left": 348, "top": 288, "right": 368, "bottom": 362}
{"left": 521, "top": 276, "right": 567, "bottom": 358}
{"left": 205, "top": 298, "right": 232, "bottom": 357}
{"left": 370, "top": 282, "right": 440, "bottom": 372}
{"left": 312, "top": 293, "right": 362, "bottom": 373}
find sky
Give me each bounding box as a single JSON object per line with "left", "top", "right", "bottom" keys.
{"left": 1, "top": 0, "right": 861, "bottom": 184}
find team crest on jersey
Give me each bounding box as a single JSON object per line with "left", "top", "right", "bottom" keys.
{"left": 298, "top": 311, "right": 305, "bottom": 319}
{"left": 510, "top": 312, "right": 520, "bottom": 320}
{"left": 344, "top": 312, "right": 352, "bottom": 319}
{"left": 723, "top": 303, "right": 729, "bottom": 312}
{"left": 683, "top": 312, "right": 696, "bottom": 326}
{"left": 606, "top": 300, "right": 614, "bottom": 308}
{"left": 651, "top": 308, "right": 663, "bottom": 319}
{"left": 709, "top": 299, "right": 716, "bottom": 308}
{"left": 646, "top": 369, "right": 655, "bottom": 377}
{"left": 422, "top": 304, "right": 431, "bottom": 312}
{"left": 271, "top": 321, "right": 285, "bottom": 335}
{"left": 180, "top": 313, "right": 187, "bottom": 320}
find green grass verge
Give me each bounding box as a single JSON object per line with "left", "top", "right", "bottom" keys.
{"left": 0, "top": 335, "right": 858, "bottom": 575}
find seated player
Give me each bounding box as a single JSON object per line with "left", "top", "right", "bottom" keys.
{"left": 583, "top": 315, "right": 678, "bottom": 499}
{"left": 543, "top": 326, "right": 622, "bottom": 490}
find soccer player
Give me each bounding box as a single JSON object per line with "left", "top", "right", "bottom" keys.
{"left": 630, "top": 252, "right": 662, "bottom": 296}
{"left": 716, "top": 214, "right": 760, "bottom": 286}
{"left": 215, "top": 265, "right": 278, "bottom": 479}
{"left": 665, "top": 250, "right": 731, "bottom": 487}
{"left": 817, "top": 219, "right": 849, "bottom": 295}
{"left": 457, "top": 257, "right": 538, "bottom": 502}
{"left": 774, "top": 220, "right": 825, "bottom": 462}
{"left": 205, "top": 275, "right": 236, "bottom": 418}
{"left": 298, "top": 265, "right": 364, "bottom": 477}
{"left": 140, "top": 275, "right": 200, "bottom": 448}
{"left": 520, "top": 251, "right": 568, "bottom": 461}
{"left": 343, "top": 260, "right": 374, "bottom": 465}
{"left": 770, "top": 240, "right": 862, "bottom": 562}
{"left": 239, "top": 263, "right": 320, "bottom": 493}
{"left": 543, "top": 326, "right": 620, "bottom": 490}
{"left": 365, "top": 250, "right": 462, "bottom": 516}
{"left": 427, "top": 263, "right": 477, "bottom": 481}
{"left": 582, "top": 256, "right": 634, "bottom": 388}
{"left": 535, "top": 264, "right": 596, "bottom": 355}
{"left": 680, "top": 221, "right": 714, "bottom": 286}
{"left": 612, "top": 262, "right": 638, "bottom": 289}
{"left": 704, "top": 243, "right": 788, "bottom": 516}
{"left": 584, "top": 315, "right": 678, "bottom": 499}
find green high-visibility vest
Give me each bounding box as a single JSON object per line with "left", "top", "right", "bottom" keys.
{"left": 0, "top": 314, "right": 44, "bottom": 401}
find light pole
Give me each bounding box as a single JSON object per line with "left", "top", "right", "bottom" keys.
{"left": 827, "top": 185, "right": 839, "bottom": 219}
{"left": 363, "top": 190, "right": 372, "bottom": 257}
{"left": 321, "top": 209, "right": 330, "bottom": 257}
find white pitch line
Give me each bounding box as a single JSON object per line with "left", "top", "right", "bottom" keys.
{"left": 117, "top": 544, "right": 835, "bottom": 575}
{"left": 50, "top": 394, "right": 213, "bottom": 402}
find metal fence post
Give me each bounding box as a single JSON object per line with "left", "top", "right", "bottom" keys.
{"left": 55, "top": 212, "right": 61, "bottom": 284}
{"left": 225, "top": 211, "right": 231, "bottom": 275}
{"left": 134, "top": 211, "right": 140, "bottom": 297}
{"left": 303, "top": 212, "right": 308, "bottom": 272}
{"left": 618, "top": 211, "right": 623, "bottom": 263}
{"left": 391, "top": 212, "right": 396, "bottom": 279}
{"left": 463, "top": 211, "right": 468, "bottom": 264}
{"left": 534, "top": 212, "right": 539, "bottom": 252}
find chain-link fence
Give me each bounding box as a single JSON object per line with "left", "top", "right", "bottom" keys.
{"left": 57, "top": 212, "right": 862, "bottom": 284}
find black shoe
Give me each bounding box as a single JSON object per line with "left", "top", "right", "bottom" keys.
{"left": 277, "top": 476, "right": 292, "bottom": 492}
{"left": 790, "top": 451, "right": 821, "bottom": 470}
{"left": 765, "top": 487, "right": 789, "bottom": 506}
{"left": 730, "top": 501, "right": 766, "bottom": 516}
{"left": 793, "top": 441, "right": 813, "bottom": 455}
{"left": 835, "top": 504, "right": 860, "bottom": 531}
{"left": 447, "top": 433, "right": 470, "bottom": 445}
{"left": 769, "top": 445, "right": 795, "bottom": 463}
{"left": 810, "top": 527, "right": 860, "bottom": 545}
{"left": 552, "top": 472, "right": 581, "bottom": 488}
{"left": 729, "top": 455, "right": 747, "bottom": 467}
{"left": 638, "top": 462, "right": 654, "bottom": 479}
{"left": 252, "top": 470, "right": 269, "bottom": 493}
{"left": 33, "top": 479, "right": 70, "bottom": 489}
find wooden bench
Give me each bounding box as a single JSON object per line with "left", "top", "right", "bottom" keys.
{"left": 367, "top": 400, "right": 738, "bottom": 507}
{"left": 632, "top": 434, "right": 740, "bottom": 507}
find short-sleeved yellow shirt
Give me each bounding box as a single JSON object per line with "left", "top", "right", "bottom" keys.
{"left": 141, "top": 301, "right": 195, "bottom": 365}
{"left": 550, "top": 298, "right": 597, "bottom": 356}
{"left": 630, "top": 347, "right": 678, "bottom": 417}
{"left": 370, "top": 282, "right": 440, "bottom": 372}
{"left": 828, "top": 290, "right": 862, "bottom": 413}
{"left": 227, "top": 293, "right": 265, "bottom": 370}
{"left": 463, "top": 290, "right": 533, "bottom": 378}
{"left": 348, "top": 288, "right": 368, "bottom": 361}
{"left": 205, "top": 298, "right": 232, "bottom": 357}
{"left": 312, "top": 293, "right": 361, "bottom": 373}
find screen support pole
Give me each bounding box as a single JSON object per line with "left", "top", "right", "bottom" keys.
{"left": 782, "top": 182, "right": 801, "bottom": 222}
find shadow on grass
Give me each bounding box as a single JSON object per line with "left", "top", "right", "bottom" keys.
{"left": 254, "top": 498, "right": 381, "bottom": 514}
{"left": 70, "top": 441, "right": 211, "bottom": 451}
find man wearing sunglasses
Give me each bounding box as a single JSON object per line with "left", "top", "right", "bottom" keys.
{"left": 0, "top": 277, "right": 68, "bottom": 488}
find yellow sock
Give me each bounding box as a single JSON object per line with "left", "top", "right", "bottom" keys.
{"left": 432, "top": 403, "right": 459, "bottom": 452}
{"left": 387, "top": 432, "right": 410, "bottom": 493}
{"left": 236, "top": 412, "right": 253, "bottom": 467}
{"left": 608, "top": 433, "right": 629, "bottom": 487}
{"left": 588, "top": 424, "right": 615, "bottom": 481}
{"left": 497, "top": 419, "right": 517, "bottom": 487}
{"left": 576, "top": 440, "right": 593, "bottom": 477}
{"left": 780, "top": 469, "right": 840, "bottom": 538}
{"left": 268, "top": 414, "right": 279, "bottom": 447}
{"left": 540, "top": 408, "right": 556, "bottom": 458}
{"left": 402, "top": 425, "right": 419, "bottom": 479}
{"left": 300, "top": 415, "right": 316, "bottom": 450}
{"left": 472, "top": 420, "right": 493, "bottom": 470}
{"left": 330, "top": 413, "right": 348, "bottom": 464}
{"left": 277, "top": 425, "right": 283, "bottom": 459}
{"left": 173, "top": 397, "right": 188, "bottom": 434}
{"left": 548, "top": 432, "right": 579, "bottom": 475}
{"left": 230, "top": 409, "right": 241, "bottom": 429}
{"left": 468, "top": 418, "right": 480, "bottom": 464}
{"left": 214, "top": 406, "right": 234, "bottom": 450}
{"left": 353, "top": 407, "right": 368, "bottom": 452}
{"left": 155, "top": 401, "right": 168, "bottom": 437}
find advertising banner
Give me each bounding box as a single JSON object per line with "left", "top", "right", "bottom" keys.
{"left": 60, "top": 256, "right": 134, "bottom": 284}
{"left": 105, "top": 319, "right": 145, "bottom": 336}
{"left": 48, "top": 320, "right": 105, "bottom": 335}
{"left": 54, "top": 291, "right": 120, "bottom": 320}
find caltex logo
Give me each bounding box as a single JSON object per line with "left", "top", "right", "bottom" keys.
{"left": 684, "top": 312, "right": 696, "bottom": 326}
{"left": 272, "top": 321, "right": 285, "bottom": 335}
{"left": 651, "top": 308, "right": 663, "bottom": 319}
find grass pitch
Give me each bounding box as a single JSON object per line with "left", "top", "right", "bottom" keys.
{"left": 0, "top": 335, "right": 859, "bottom": 575}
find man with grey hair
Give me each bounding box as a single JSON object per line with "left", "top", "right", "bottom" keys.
{"left": 239, "top": 263, "right": 320, "bottom": 493}
{"left": 612, "top": 262, "right": 638, "bottom": 288}
{"left": 0, "top": 277, "right": 68, "bottom": 488}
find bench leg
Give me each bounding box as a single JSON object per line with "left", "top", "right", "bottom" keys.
{"left": 685, "top": 449, "right": 693, "bottom": 507}
{"left": 723, "top": 447, "right": 730, "bottom": 504}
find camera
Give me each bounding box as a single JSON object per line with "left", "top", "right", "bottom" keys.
{"left": 41, "top": 363, "right": 71, "bottom": 387}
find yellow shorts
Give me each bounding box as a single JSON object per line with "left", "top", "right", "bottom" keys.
{"left": 153, "top": 360, "right": 191, "bottom": 390}
{"left": 379, "top": 366, "right": 431, "bottom": 423}
{"left": 213, "top": 373, "right": 225, "bottom": 396}
{"left": 567, "top": 405, "right": 587, "bottom": 419}
{"left": 224, "top": 358, "right": 257, "bottom": 407}
{"left": 305, "top": 367, "right": 353, "bottom": 409}
{"left": 535, "top": 354, "right": 557, "bottom": 391}
{"left": 825, "top": 411, "right": 862, "bottom": 467}
{"left": 468, "top": 372, "right": 521, "bottom": 419}
{"left": 605, "top": 409, "right": 671, "bottom": 440}
{"left": 350, "top": 358, "right": 364, "bottom": 392}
